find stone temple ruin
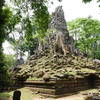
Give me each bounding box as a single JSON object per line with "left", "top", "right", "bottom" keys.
{"left": 13, "top": 6, "right": 100, "bottom": 97}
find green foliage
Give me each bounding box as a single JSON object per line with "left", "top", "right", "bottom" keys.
{"left": 83, "top": 0, "right": 100, "bottom": 3}
{"left": 83, "top": 0, "right": 92, "bottom": 3}
{"left": 0, "top": 1, "right": 13, "bottom": 87}
{"left": 83, "top": 0, "right": 100, "bottom": 8}
{"left": 4, "top": 54, "right": 16, "bottom": 69}
{"left": 9, "top": 0, "right": 50, "bottom": 55}
{"left": 0, "top": 7, "right": 13, "bottom": 40}
{"left": 68, "top": 18, "right": 100, "bottom": 59}
{"left": 12, "top": 0, "right": 50, "bottom": 39}
{"left": 23, "top": 17, "right": 38, "bottom": 55}
{"left": 7, "top": 12, "right": 21, "bottom": 33}
{"left": 31, "top": 0, "right": 50, "bottom": 39}
{"left": 29, "top": 0, "right": 50, "bottom": 54}
{"left": 0, "top": 93, "right": 10, "bottom": 98}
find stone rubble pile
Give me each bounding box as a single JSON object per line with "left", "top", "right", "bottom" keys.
{"left": 12, "top": 6, "right": 100, "bottom": 81}
{"left": 13, "top": 53, "right": 100, "bottom": 81}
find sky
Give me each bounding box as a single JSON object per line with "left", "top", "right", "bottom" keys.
{"left": 3, "top": 0, "right": 100, "bottom": 55}
{"left": 48, "top": 0, "right": 100, "bottom": 21}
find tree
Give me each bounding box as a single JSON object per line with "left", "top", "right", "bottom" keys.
{"left": 68, "top": 18, "right": 100, "bottom": 59}
{"left": 23, "top": 17, "right": 38, "bottom": 55}
{"left": 31, "top": 0, "right": 50, "bottom": 38}
{"left": 7, "top": 32, "right": 25, "bottom": 61}
{"left": 0, "top": 0, "right": 13, "bottom": 87}
{"left": 6, "top": 0, "right": 100, "bottom": 57}
{"left": 83, "top": 0, "right": 100, "bottom": 8}
{"left": 8, "top": 0, "right": 50, "bottom": 55}
{"left": 4, "top": 54, "right": 16, "bottom": 69}
{"left": 83, "top": 0, "right": 100, "bottom": 3}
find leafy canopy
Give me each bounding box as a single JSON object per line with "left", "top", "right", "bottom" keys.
{"left": 68, "top": 18, "right": 100, "bottom": 59}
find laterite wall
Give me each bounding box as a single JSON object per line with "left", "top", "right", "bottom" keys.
{"left": 1, "top": 75, "right": 100, "bottom": 97}
{"left": 23, "top": 77, "right": 100, "bottom": 97}
{"left": 55, "top": 78, "right": 89, "bottom": 95}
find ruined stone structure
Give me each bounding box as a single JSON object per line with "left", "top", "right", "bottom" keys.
{"left": 23, "top": 77, "right": 100, "bottom": 97}
{"left": 12, "top": 6, "right": 100, "bottom": 97}
{"left": 50, "top": 6, "right": 69, "bottom": 35}
{"left": 48, "top": 6, "right": 75, "bottom": 56}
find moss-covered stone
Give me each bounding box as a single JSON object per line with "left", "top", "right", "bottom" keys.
{"left": 12, "top": 53, "right": 100, "bottom": 81}
{"left": 12, "top": 6, "right": 100, "bottom": 82}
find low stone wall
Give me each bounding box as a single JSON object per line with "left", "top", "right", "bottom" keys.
{"left": 1, "top": 77, "right": 100, "bottom": 97}
{"left": 95, "top": 79, "right": 100, "bottom": 88}
{"left": 0, "top": 80, "right": 24, "bottom": 92}
{"left": 23, "top": 77, "right": 100, "bottom": 97}
{"left": 55, "top": 79, "right": 89, "bottom": 96}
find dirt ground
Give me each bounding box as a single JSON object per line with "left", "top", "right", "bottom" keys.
{"left": 1, "top": 87, "right": 98, "bottom": 100}
{"left": 5, "top": 87, "right": 89, "bottom": 100}
{"left": 32, "top": 94, "right": 86, "bottom": 100}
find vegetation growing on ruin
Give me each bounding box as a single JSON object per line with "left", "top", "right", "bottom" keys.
{"left": 0, "top": 0, "right": 100, "bottom": 92}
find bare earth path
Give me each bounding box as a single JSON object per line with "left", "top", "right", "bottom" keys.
{"left": 33, "top": 94, "right": 86, "bottom": 100}
{"left": 6, "top": 87, "right": 88, "bottom": 100}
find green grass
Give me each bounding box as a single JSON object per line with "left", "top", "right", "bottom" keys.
{"left": 0, "top": 93, "right": 10, "bottom": 99}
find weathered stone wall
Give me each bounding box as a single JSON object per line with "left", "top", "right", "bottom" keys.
{"left": 95, "top": 79, "right": 100, "bottom": 88}
{"left": 55, "top": 79, "right": 89, "bottom": 95}
{"left": 21, "top": 78, "right": 100, "bottom": 97}
{"left": 1, "top": 78, "right": 100, "bottom": 97}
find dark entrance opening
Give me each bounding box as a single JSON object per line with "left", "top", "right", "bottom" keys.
{"left": 86, "top": 74, "right": 98, "bottom": 89}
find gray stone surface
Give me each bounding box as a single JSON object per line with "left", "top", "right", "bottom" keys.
{"left": 49, "top": 6, "right": 75, "bottom": 54}
{"left": 50, "top": 6, "right": 70, "bottom": 40}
